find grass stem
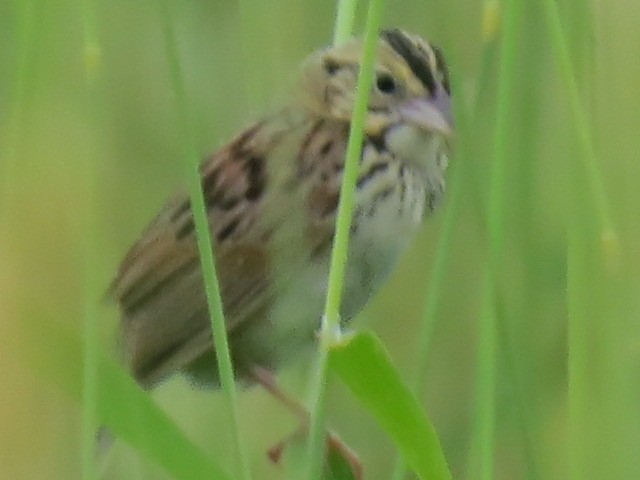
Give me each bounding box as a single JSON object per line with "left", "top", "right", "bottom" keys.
{"left": 305, "top": 1, "right": 385, "bottom": 478}
{"left": 157, "top": 3, "right": 252, "bottom": 479}
{"left": 80, "top": 1, "right": 101, "bottom": 478}
{"left": 1, "top": 0, "right": 40, "bottom": 219}
{"left": 472, "top": 0, "right": 524, "bottom": 478}
{"left": 333, "top": 0, "right": 358, "bottom": 45}
{"left": 549, "top": 2, "right": 600, "bottom": 479}
{"left": 539, "top": 0, "right": 616, "bottom": 255}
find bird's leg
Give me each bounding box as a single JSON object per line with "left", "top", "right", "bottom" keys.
{"left": 249, "top": 365, "right": 308, "bottom": 422}
{"left": 248, "top": 365, "right": 363, "bottom": 479}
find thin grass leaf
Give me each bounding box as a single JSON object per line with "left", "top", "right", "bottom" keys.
{"left": 539, "top": 0, "right": 616, "bottom": 256}
{"left": 305, "top": 1, "right": 386, "bottom": 478}
{"left": 556, "top": 2, "right": 607, "bottom": 479}
{"left": 156, "top": 2, "right": 252, "bottom": 479}
{"left": 470, "top": 0, "right": 525, "bottom": 479}
{"left": 305, "top": 1, "right": 382, "bottom": 477}
{"left": 330, "top": 331, "right": 451, "bottom": 480}
{"left": 1, "top": 0, "right": 41, "bottom": 218}
{"left": 536, "top": 1, "right": 620, "bottom": 478}
{"left": 333, "top": 0, "right": 359, "bottom": 45}
{"left": 463, "top": 4, "right": 542, "bottom": 479}
{"left": 80, "top": 0, "right": 102, "bottom": 477}
{"left": 19, "top": 315, "right": 232, "bottom": 480}
{"left": 237, "top": 0, "right": 266, "bottom": 109}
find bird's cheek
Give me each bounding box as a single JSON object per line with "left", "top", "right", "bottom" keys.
{"left": 386, "top": 123, "right": 439, "bottom": 170}
{"left": 365, "top": 110, "right": 399, "bottom": 138}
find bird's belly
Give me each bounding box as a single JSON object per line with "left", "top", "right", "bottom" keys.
{"left": 341, "top": 184, "right": 423, "bottom": 319}
{"left": 231, "top": 184, "right": 424, "bottom": 373}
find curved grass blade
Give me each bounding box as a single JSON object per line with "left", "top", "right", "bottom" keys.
{"left": 19, "top": 315, "right": 232, "bottom": 480}
{"left": 156, "top": 2, "right": 252, "bottom": 479}
{"left": 330, "top": 331, "right": 451, "bottom": 480}
{"left": 305, "top": 0, "right": 386, "bottom": 478}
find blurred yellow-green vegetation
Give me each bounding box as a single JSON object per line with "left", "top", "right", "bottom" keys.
{"left": 2, "top": 0, "right": 640, "bottom": 479}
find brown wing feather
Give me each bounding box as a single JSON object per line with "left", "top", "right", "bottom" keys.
{"left": 112, "top": 109, "right": 349, "bottom": 387}
{"left": 113, "top": 118, "right": 281, "bottom": 386}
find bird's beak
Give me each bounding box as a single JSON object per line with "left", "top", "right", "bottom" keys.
{"left": 400, "top": 86, "right": 454, "bottom": 137}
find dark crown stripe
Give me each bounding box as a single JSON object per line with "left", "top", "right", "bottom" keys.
{"left": 431, "top": 44, "right": 451, "bottom": 94}
{"left": 381, "top": 29, "right": 436, "bottom": 93}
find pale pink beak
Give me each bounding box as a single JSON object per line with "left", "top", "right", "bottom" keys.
{"left": 400, "top": 85, "right": 454, "bottom": 137}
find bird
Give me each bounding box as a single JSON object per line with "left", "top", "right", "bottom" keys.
{"left": 111, "top": 28, "right": 453, "bottom": 392}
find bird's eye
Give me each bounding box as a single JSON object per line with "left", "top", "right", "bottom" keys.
{"left": 376, "top": 73, "right": 396, "bottom": 94}
{"left": 324, "top": 59, "right": 339, "bottom": 76}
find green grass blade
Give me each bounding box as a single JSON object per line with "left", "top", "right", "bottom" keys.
{"left": 156, "top": 2, "right": 252, "bottom": 479}
{"left": 473, "top": 279, "right": 499, "bottom": 480}
{"left": 20, "top": 316, "right": 232, "bottom": 480}
{"left": 567, "top": 225, "right": 589, "bottom": 480}
{"left": 237, "top": 0, "right": 266, "bottom": 109}
{"left": 80, "top": 0, "right": 101, "bottom": 477}
{"left": 305, "top": 1, "right": 385, "bottom": 478}
{"left": 330, "top": 332, "right": 452, "bottom": 480}
{"left": 1, "top": 0, "right": 41, "bottom": 218}
{"left": 554, "top": 2, "right": 610, "bottom": 479}
{"left": 537, "top": 2, "right": 620, "bottom": 478}
{"left": 322, "top": 0, "right": 385, "bottom": 344}
{"left": 333, "top": 0, "right": 359, "bottom": 45}
{"left": 471, "top": 0, "right": 525, "bottom": 478}
{"left": 539, "top": 0, "right": 616, "bottom": 254}
{"left": 463, "top": 4, "right": 542, "bottom": 479}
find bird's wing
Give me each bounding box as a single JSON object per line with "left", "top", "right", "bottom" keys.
{"left": 111, "top": 112, "right": 318, "bottom": 386}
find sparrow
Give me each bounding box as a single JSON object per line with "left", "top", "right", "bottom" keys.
{"left": 111, "top": 28, "right": 453, "bottom": 390}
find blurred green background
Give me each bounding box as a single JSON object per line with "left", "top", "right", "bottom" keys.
{"left": 2, "top": 0, "right": 640, "bottom": 479}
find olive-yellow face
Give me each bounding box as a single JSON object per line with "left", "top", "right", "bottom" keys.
{"left": 298, "top": 28, "right": 453, "bottom": 138}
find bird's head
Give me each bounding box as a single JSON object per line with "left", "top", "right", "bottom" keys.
{"left": 298, "top": 28, "right": 453, "bottom": 139}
